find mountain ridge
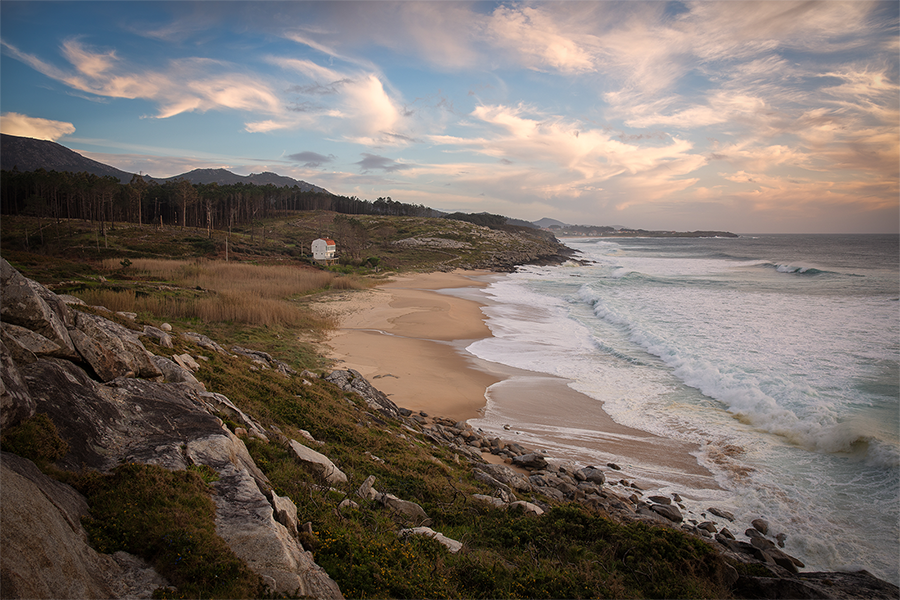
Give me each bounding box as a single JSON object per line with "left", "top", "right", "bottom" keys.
{"left": 0, "top": 134, "right": 329, "bottom": 193}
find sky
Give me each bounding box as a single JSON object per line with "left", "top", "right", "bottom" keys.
{"left": 1, "top": 1, "right": 898, "bottom": 234}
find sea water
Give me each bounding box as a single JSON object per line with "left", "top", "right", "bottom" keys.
{"left": 464, "top": 234, "right": 899, "bottom": 584}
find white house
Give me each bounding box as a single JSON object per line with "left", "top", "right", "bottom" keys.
{"left": 311, "top": 238, "right": 337, "bottom": 263}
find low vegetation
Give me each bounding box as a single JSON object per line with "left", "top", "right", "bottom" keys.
{"left": 73, "top": 464, "right": 263, "bottom": 600}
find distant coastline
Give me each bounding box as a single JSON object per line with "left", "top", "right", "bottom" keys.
{"left": 554, "top": 228, "right": 739, "bottom": 238}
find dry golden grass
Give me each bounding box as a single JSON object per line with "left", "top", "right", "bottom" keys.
{"left": 102, "top": 259, "right": 339, "bottom": 298}
{"left": 83, "top": 259, "right": 360, "bottom": 328}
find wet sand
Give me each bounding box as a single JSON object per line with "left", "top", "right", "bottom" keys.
{"left": 314, "top": 269, "right": 719, "bottom": 491}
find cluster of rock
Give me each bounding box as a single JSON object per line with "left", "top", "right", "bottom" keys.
{"left": 392, "top": 237, "right": 473, "bottom": 250}
{"left": 389, "top": 415, "right": 898, "bottom": 599}
{"left": 460, "top": 228, "right": 575, "bottom": 272}
{"left": 386, "top": 221, "right": 575, "bottom": 272}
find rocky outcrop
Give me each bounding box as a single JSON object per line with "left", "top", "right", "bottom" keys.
{"left": 2, "top": 259, "right": 895, "bottom": 600}
{"left": 0, "top": 259, "right": 77, "bottom": 360}
{"left": 326, "top": 369, "right": 402, "bottom": 419}
{"left": 733, "top": 569, "right": 900, "bottom": 599}
{"left": 190, "top": 435, "right": 341, "bottom": 598}
{"left": 0, "top": 452, "right": 167, "bottom": 599}
{"left": 0, "top": 260, "right": 343, "bottom": 599}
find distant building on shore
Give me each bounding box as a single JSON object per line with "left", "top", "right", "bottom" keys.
{"left": 311, "top": 238, "right": 337, "bottom": 264}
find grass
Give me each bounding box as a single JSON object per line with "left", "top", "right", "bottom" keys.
{"left": 67, "top": 259, "right": 363, "bottom": 330}
{"left": 0, "top": 413, "right": 69, "bottom": 469}
{"left": 67, "top": 464, "right": 264, "bottom": 599}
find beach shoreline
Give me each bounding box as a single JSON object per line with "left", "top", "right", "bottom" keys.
{"left": 315, "top": 269, "right": 718, "bottom": 491}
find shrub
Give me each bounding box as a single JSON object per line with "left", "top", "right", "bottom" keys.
{"left": 0, "top": 413, "right": 69, "bottom": 467}
{"left": 69, "top": 463, "right": 263, "bottom": 599}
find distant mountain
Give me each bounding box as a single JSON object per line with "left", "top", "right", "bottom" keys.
{"left": 1, "top": 134, "right": 135, "bottom": 183}
{"left": 0, "top": 134, "right": 330, "bottom": 193}
{"left": 152, "top": 168, "right": 328, "bottom": 193}
{"left": 533, "top": 217, "right": 568, "bottom": 228}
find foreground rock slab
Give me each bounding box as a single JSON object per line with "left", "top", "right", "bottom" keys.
{"left": 1, "top": 452, "right": 167, "bottom": 599}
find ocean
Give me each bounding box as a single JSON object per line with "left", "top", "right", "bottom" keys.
{"left": 464, "top": 234, "right": 899, "bottom": 584}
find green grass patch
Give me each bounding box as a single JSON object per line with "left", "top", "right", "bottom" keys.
{"left": 65, "top": 463, "right": 264, "bottom": 599}
{"left": 0, "top": 413, "right": 69, "bottom": 469}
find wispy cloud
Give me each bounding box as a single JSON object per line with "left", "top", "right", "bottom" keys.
{"left": 2, "top": 39, "right": 282, "bottom": 120}
{"left": 268, "top": 56, "right": 410, "bottom": 145}
{"left": 0, "top": 112, "right": 75, "bottom": 141}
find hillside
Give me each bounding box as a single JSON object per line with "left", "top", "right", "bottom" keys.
{"left": 0, "top": 211, "right": 573, "bottom": 275}
{"left": 0, "top": 134, "right": 328, "bottom": 192}
{"left": 150, "top": 168, "right": 329, "bottom": 193}
{"left": 1, "top": 134, "right": 135, "bottom": 183}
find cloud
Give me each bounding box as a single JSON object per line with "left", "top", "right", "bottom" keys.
{"left": 287, "top": 151, "right": 334, "bottom": 168}
{"left": 271, "top": 56, "right": 410, "bottom": 145}
{"left": 355, "top": 153, "right": 411, "bottom": 173}
{"left": 459, "top": 103, "right": 705, "bottom": 186}
{"left": 0, "top": 112, "right": 75, "bottom": 141}
{"left": 2, "top": 39, "right": 282, "bottom": 121}
{"left": 486, "top": 5, "right": 600, "bottom": 74}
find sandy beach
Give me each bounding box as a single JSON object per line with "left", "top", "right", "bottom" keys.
{"left": 315, "top": 269, "right": 718, "bottom": 490}
{"left": 314, "top": 270, "right": 503, "bottom": 422}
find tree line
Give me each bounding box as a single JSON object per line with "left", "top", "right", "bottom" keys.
{"left": 0, "top": 168, "right": 440, "bottom": 231}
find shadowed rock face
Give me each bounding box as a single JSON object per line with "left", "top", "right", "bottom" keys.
{"left": 0, "top": 340, "right": 35, "bottom": 428}
{"left": 10, "top": 362, "right": 343, "bottom": 596}
{"left": 19, "top": 358, "right": 214, "bottom": 472}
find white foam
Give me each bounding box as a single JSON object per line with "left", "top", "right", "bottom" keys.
{"left": 463, "top": 237, "right": 899, "bottom": 583}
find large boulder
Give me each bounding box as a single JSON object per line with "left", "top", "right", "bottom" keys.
{"left": 0, "top": 339, "right": 35, "bottom": 428}
{"left": 151, "top": 355, "right": 206, "bottom": 392}
{"left": 288, "top": 439, "right": 348, "bottom": 486}
{"left": 141, "top": 325, "right": 174, "bottom": 349}
{"left": 511, "top": 453, "right": 549, "bottom": 471}
{"left": 70, "top": 311, "right": 162, "bottom": 382}
{"left": 578, "top": 466, "right": 606, "bottom": 486}
{"left": 377, "top": 492, "right": 430, "bottom": 525}
{"left": 186, "top": 434, "right": 341, "bottom": 598}
{"left": 474, "top": 462, "right": 533, "bottom": 492}
{"left": 0, "top": 258, "right": 77, "bottom": 359}
{"left": 649, "top": 503, "right": 683, "bottom": 523}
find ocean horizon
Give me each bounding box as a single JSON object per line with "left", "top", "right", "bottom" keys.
{"left": 462, "top": 233, "right": 899, "bottom": 585}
